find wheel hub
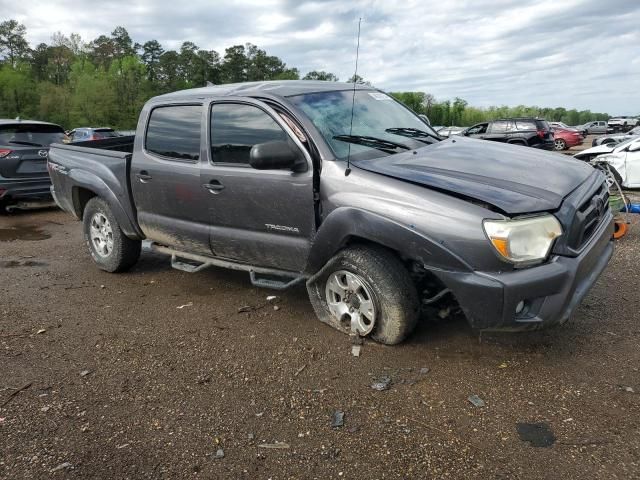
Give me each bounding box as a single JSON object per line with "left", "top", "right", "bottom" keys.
{"left": 325, "top": 270, "right": 376, "bottom": 335}
{"left": 90, "top": 213, "right": 114, "bottom": 257}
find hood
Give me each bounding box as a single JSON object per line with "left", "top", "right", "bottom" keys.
{"left": 574, "top": 144, "right": 615, "bottom": 159}
{"left": 351, "top": 136, "right": 594, "bottom": 215}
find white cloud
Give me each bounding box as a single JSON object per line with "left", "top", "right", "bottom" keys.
{"left": 4, "top": 0, "right": 639, "bottom": 113}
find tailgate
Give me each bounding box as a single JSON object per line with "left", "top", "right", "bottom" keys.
{"left": 0, "top": 147, "right": 50, "bottom": 178}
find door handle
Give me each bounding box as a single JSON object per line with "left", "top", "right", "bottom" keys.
{"left": 203, "top": 180, "right": 225, "bottom": 194}
{"left": 136, "top": 171, "right": 152, "bottom": 183}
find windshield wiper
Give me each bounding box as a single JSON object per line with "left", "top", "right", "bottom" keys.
{"left": 333, "top": 134, "right": 411, "bottom": 153}
{"left": 385, "top": 127, "right": 441, "bottom": 143}
{"left": 8, "top": 140, "right": 43, "bottom": 147}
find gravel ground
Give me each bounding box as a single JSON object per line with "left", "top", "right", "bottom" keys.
{"left": 1, "top": 204, "right": 639, "bottom": 479}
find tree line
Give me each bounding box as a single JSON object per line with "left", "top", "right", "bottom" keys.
{"left": 0, "top": 19, "right": 611, "bottom": 130}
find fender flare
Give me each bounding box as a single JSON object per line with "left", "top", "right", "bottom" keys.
{"left": 69, "top": 169, "right": 143, "bottom": 239}
{"left": 305, "top": 207, "right": 472, "bottom": 274}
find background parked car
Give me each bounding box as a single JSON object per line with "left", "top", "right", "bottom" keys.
{"left": 588, "top": 137, "right": 640, "bottom": 188}
{"left": 116, "top": 130, "right": 136, "bottom": 136}
{"left": 551, "top": 128, "right": 583, "bottom": 150}
{"left": 608, "top": 116, "right": 639, "bottom": 132}
{"left": 461, "top": 118, "right": 554, "bottom": 150}
{"left": 0, "top": 119, "right": 66, "bottom": 208}
{"left": 577, "top": 120, "right": 610, "bottom": 135}
{"left": 69, "top": 127, "right": 119, "bottom": 142}
{"left": 549, "top": 121, "right": 582, "bottom": 135}
{"left": 592, "top": 126, "right": 640, "bottom": 146}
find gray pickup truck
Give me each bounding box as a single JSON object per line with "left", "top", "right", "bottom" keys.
{"left": 48, "top": 81, "right": 614, "bottom": 344}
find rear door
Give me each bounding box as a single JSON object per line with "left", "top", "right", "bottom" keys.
{"left": 0, "top": 123, "right": 65, "bottom": 179}
{"left": 201, "top": 98, "right": 315, "bottom": 272}
{"left": 486, "top": 120, "right": 513, "bottom": 143}
{"left": 131, "top": 103, "right": 213, "bottom": 255}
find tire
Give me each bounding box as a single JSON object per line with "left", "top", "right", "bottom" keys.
{"left": 554, "top": 138, "right": 567, "bottom": 151}
{"left": 307, "top": 245, "right": 420, "bottom": 345}
{"left": 82, "top": 197, "right": 141, "bottom": 272}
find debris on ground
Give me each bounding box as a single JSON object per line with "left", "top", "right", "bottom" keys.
{"left": 331, "top": 410, "right": 345, "bottom": 428}
{"left": 467, "top": 394, "right": 485, "bottom": 407}
{"left": 419, "top": 367, "right": 429, "bottom": 374}
{"left": 80, "top": 370, "right": 91, "bottom": 377}
{"left": 273, "top": 305, "right": 280, "bottom": 311}
{"left": 176, "top": 302, "right": 193, "bottom": 309}
{"left": 498, "top": 363, "right": 508, "bottom": 369}
{"left": 351, "top": 345, "right": 361, "bottom": 357}
{"left": 294, "top": 365, "right": 307, "bottom": 377}
{"left": 40, "top": 406, "right": 50, "bottom": 412}
{"left": 50, "top": 462, "right": 73, "bottom": 473}
{"left": 370, "top": 377, "right": 391, "bottom": 391}
{"left": 36, "top": 328, "right": 46, "bottom": 334}
{"left": 215, "top": 448, "right": 224, "bottom": 459}
{"left": 1, "top": 382, "right": 32, "bottom": 408}
{"left": 516, "top": 422, "right": 556, "bottom": 448}
{"left": 247, "top": 433, "right": 255, "bottom": 440}
{"left": 196, "top": 374, "right": 211, "bottom": 385}
{"left": 266, "top": 295, "right": 277, "bottom": 302}
{"left": 622, "top": 385, "right": 635, "bottom": 393}
{"left": 257, "top": 442, "right": 290, "bottom": 449}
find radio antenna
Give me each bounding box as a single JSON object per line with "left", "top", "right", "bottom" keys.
{"left": 345, "top": 17, "right": 362, "bottom": 177}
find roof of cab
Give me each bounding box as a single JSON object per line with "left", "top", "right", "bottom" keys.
{"left": 150, "top": 80, "right": 376, "bottom": 103}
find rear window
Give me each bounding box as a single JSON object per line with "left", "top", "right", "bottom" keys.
{"left": 0, "top": 123, "right": 66, "bottom": 147}
{"left": 491, "top": 120, "right": 513, "bottom": 133}
{"left": 145, "top": 105, "right": 202, "bottom": 160}
{"left": 536, "top": 120, "right": 550, "bottom": 130}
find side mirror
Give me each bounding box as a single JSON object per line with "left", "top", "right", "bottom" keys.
{"left": 419, "top": 114, "right": 431, "bottom": 126}
{"left": 249, "top": 140, "right": 305, "bottom": 171}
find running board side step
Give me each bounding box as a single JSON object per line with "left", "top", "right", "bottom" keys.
{"left": 150, "top": 243, "right": 307, "bottom": 290}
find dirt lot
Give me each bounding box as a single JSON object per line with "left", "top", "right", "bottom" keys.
{"left": 1, "top": 192, "right": 639, "bottom": 479}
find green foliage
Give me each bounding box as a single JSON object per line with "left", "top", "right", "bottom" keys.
{"left": 0, "top": 19, "right": 615, "bottom": 131}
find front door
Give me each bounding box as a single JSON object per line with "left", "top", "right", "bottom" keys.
{"left": 200, "top": 99, "right": 315, "bottom": 272}
{"left": 131, "top": 103, "right": 213, "bottom": 255}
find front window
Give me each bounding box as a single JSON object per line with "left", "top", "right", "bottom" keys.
{"left": 0, "top": 123, "right": 65, "bottom": 147}
{"left": 289, "top": 90, "right": 439, "bottom": 160}
{"left": 210, "top": 103, "right": 289, "bottom": 165}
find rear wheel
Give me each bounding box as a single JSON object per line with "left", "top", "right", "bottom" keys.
{"left": 307, "top": 245, "right": 420, "bottom": 345}
{"left": 554, "top": 138, "right": 567, "bottom": 150}
{"left": 82, "top": 197, "right": 141, "bottom": 272}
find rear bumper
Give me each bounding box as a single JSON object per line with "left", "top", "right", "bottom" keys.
{"left": 435, "top": 213, "right": 614, "bottom": 331}
{"left": 0, "top": 177, "right": 52, "bottom": 201}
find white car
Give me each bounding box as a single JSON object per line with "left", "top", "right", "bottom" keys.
{"left": 584, "top": 137, "right": 640, "bottom": 188}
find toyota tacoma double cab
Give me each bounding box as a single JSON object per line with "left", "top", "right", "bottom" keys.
{"left": 48, "top": 81, "right": 614, "bottom": 344}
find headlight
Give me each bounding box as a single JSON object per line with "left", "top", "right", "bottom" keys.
{"left": 483, "top": 215, "right": 562, "bottom": 266}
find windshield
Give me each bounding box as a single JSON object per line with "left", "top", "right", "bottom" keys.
{"left": 0, "top": 123, "right": 66, "bottom": 146}
{"left": 289, "top": 90, "right": 439, "bottom": 160}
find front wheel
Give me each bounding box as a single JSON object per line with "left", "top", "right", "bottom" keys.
{"left": 554, "top": 138, "right": 567, "bottom": 150}
{"left": 82, "top": 197, "right": 141, "bottom": 272}
{"left": 307, "top": 245, "right": 420, "bottom": 345}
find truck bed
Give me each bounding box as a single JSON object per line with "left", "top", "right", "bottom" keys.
{"left": 48, "top": 136, "right": 142, "bottom": 238}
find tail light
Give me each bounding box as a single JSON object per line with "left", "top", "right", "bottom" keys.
{"left": 88, "top": 135, "right": 96, "bottom": 141}
{"left": 0, "top": 148, "right": 12, "bottom": 158}
{"left": 537, "top": 130, "right": 546, "bottom": 139}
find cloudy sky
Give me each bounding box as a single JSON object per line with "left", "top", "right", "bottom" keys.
{"left": 5, "top": 0, "right": 640, "bottom": 114}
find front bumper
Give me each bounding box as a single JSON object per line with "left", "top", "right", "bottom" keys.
{"left": 0, "top": 177, "right": 52, "bottom": 201}
{"left": 435, "top": 213, "right": 614, "bottom": 331}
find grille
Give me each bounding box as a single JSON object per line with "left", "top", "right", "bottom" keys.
{"left": 566, "top": 182, "right": 609, "bottom": 250}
